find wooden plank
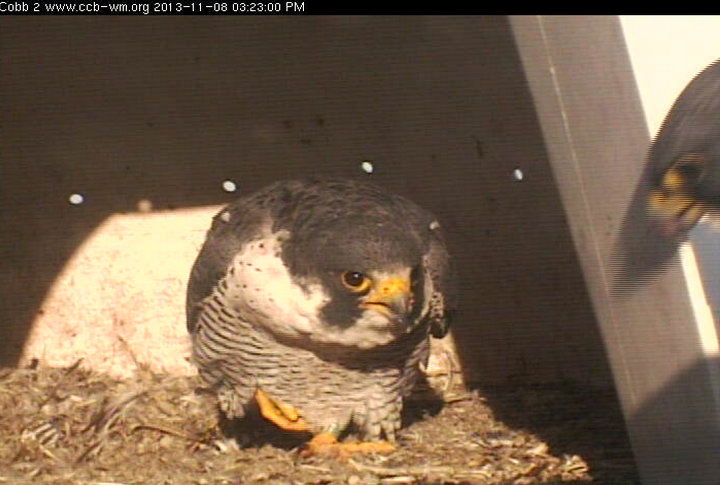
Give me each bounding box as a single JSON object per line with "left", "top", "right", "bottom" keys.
{"left": 510, "top": 15, "right": 720, "bottom": 485}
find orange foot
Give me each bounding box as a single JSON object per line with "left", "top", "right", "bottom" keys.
{"left": 254, "top": 389, "right": 310, "bottom": 432}
{"left": 299, "top": 432, "right": 396, "bottom": 459}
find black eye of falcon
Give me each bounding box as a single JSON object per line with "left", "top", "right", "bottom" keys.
{"left": 341, "top": 271, "right": 371, "bottom": 292}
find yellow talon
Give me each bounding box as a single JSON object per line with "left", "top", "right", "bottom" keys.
{"left": 300, "top": 432, "right": 396, "bottom": 459}
{"left": 254, "top": 389, "right": 310, "bottom": 432}
{"left": 274, "top": 399, "right": 301, "bottom": 422}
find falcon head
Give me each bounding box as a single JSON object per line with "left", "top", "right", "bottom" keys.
{"left": 283, "top": 213, "right": 426, "bottom": 340}
{"left": 646, "top": 59, "right": 720, "bottom": 237}
{"left": 211, "top": 179, "right": 450, "bottom": 352}
{"left": 268, "top": 206, "right": 432, "bottom": 348}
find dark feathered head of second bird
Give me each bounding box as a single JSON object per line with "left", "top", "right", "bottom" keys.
{"left": 646, "top": 59, "right": 720, "bottom": 237}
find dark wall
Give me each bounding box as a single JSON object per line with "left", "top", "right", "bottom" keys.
{"left": 0, "top": 16, "right": 613, "bottom": 386}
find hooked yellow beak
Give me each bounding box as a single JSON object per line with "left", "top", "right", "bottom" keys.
{"left": 648, "top": 187, "right": 706, "bottom": 235}
{"left": 360, "top": 275, "right": 413, "bottom": 317}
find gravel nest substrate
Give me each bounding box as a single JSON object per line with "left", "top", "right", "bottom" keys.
{"left": 0, "top": 362, "right": 639, "bottom": 485}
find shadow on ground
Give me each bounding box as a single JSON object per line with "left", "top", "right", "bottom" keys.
{"left": 475, "top": 383, "right": 640, "bottom": 484}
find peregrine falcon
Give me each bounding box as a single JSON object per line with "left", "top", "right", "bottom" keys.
{"left": 647, "top": 59, "right": 720, "bottom": 236}
{"left": 187, "top": 178, "right": 455, "bottom": 455}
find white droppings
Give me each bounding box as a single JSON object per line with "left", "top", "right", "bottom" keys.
{"left": 222, "top": 180, "right": 237, "bottom": 192}
{"left": 429, "top": 220, "right": 440, "bottom": 231}
{"left": 512, "top": 168, "right": 524, "bottom": 181}
{"left": 137, "top": 199, "right": 153, "bottom": 213}
{"left": 360, "top": 160, "right": 374, "bottom": 174}
{"left": 68, "top": 193, "right": 84, "bottom": 205}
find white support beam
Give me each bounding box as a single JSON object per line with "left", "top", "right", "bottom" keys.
{"left": 510, "top": 15, "right": 720, "bottom": 485}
